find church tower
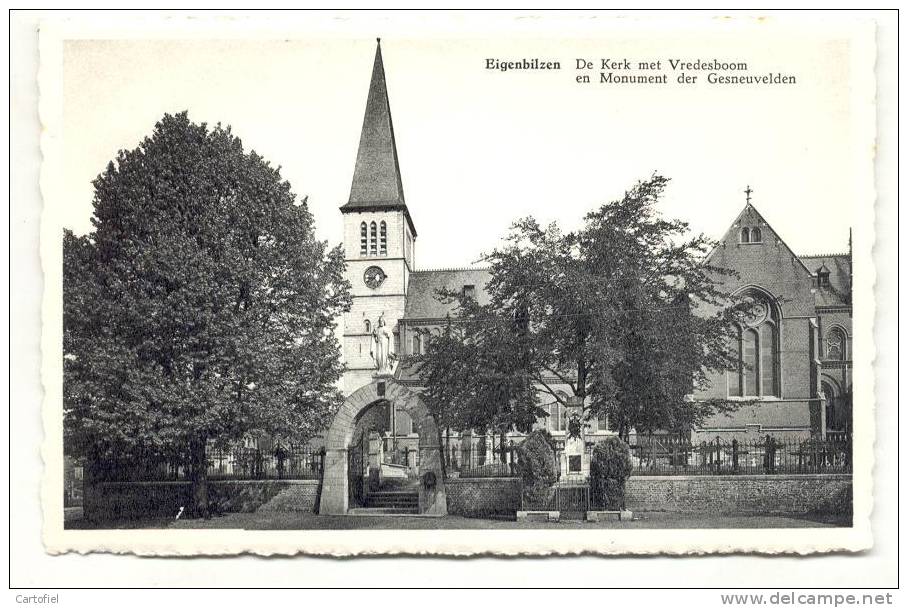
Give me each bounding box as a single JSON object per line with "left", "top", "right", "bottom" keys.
{"left": 340, "top": 40, "right": 416, "bottom": 395}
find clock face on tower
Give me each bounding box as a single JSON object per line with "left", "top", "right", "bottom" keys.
{"left": 363, "top": 265, "right": 387, "bottom": 289}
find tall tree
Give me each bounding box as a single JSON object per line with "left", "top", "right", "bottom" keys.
{"left": 63, "top": 112, "right": 350, "bottom": 517}
{"left": 416, "top": 305, "right": 543, "bottom": 454}
{"left": 417, "top": 174, "right": 752, "bottom": 441}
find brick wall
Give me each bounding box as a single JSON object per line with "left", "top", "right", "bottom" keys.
{"left": 445, "top": 477, "right": 521, "bottom": 518}
{"left": 625, "top": 474, "right": 852, "bottom": 515}
{"left": 83, "top": 479, "right": 321, "bottom": 521}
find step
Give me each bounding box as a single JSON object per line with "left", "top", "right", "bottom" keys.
{"left": 378, "top": 479, "right": 420, "bottom": 490}
{"left": 365, "top": 498, "right": 419, "bottom": 508}
{"left": 348, "top": 507, "right": 420, "bottom": 516}
{"left": 364, "top": 491, "right": 419, "bottom": 508}
{"left": 365, "top": 497, "right": 419, "bottom": 508}
{"left": 366, "top": 494, "right": 418, "bottom": 501}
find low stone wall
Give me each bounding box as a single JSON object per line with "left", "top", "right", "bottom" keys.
{"left": 445, "top": 477, "right": 521, "bottom": 518}
{"left": 83, "top": 479, "right": 321, "bottom": 521}
{"left": 625, "top": 474, "right": 852, "bottom": 515}
{"left": 445, "top": 474, "right": 851, "bottom": 518}
{"left": 258, "top": 481, "right": 321, "bottom": 512}
{"left": 83, "top": 474, "right": 851, "bottom": 520}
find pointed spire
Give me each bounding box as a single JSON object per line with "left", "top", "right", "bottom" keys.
{"left": 342, "top": 39, "right": 409, "bottom": 221}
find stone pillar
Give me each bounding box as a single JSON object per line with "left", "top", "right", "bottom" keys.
{"left": 417, "top": 441, "right": 447, "bottom": 516}
{"left": 461, "top": 430, "right": 473, "bottom": 471}
{"left": 318, "top": 448, "right": 348, "bottom": 515}
{"left": 368, "top": 431, "right": 383, "bottom": 487}
{"left": 407, "top": 446, "right": 418, "bottom": 474}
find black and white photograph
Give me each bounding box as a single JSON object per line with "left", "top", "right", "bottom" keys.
{"left": 21, "top": 10, "right": 891, "bottom": 568}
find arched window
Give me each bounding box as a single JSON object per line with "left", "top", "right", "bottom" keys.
{"left": 363, "top": 319, "right": 371, "bottom": 333}
{"left": 740, "top": 227, "right": 750, "bottom": 243}
{"left": 731, "top": 290, "right": 780, "bottom": 397}
{"left": 750, "top": 227, "right": 763, "bottom": 242}
{"left": 825, "top": 327, "right": 846, "bottom": 360}
{"left": 379, "top": 221, "right": 387, "bottom": 256}
{"left": 369, "top": 222, "right": 377, "bottom": 256}
{"left": 360, "top": 222, "right": 368, "bottom": 256}
{"left": 411, "top": 333, "right": 421, "bottom": 356}
{"left": 743, "top": 328, "right": 759, "bottom": 395}
{"left": 760, "top": 323, "right": 777, "bottom": 396}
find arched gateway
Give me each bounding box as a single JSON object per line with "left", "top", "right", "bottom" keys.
{"left": 319, "top": 379, "right": 447, "bottom": 515}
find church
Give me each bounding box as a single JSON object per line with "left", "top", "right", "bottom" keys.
{"left": 334, "top": 41, "right": 853, "bottom": 480}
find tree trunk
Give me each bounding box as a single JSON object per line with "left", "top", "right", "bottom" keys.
{"left": 436, "top": 426, "right": 448, "bottom": 480}
{"left": 188, "top": 437, "right": 210, "bottom": 519}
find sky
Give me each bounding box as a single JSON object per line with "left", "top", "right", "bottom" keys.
{"left": 61, "top": 21, "right": 865, "bottom": 269}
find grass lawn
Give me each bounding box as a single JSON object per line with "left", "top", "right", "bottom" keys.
{"left": 66, "top": 510, "right": 851, "bottom": 530}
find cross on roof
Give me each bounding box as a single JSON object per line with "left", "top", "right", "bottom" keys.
{"left": 744, "top": 185, "right": 753, "bottom": 204}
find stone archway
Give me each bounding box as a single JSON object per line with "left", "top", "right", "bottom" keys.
{"left": 319, "top": 379, "right": 447, "bottom": 515}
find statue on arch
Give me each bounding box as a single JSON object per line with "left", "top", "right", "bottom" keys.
{"left": 370, "top": 314, "right": 396, "bottom": 376}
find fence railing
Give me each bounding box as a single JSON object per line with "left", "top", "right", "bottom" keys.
{"left": 92, "top": 446, "right": 324, "bottom": 482}
{"left": 550, "top": 481, "right": 590, "bottom": 512}
{"left": 826, "top": 430, "right": 850, "bottom": 443}
{"left": 88, "top": 434, "right": 850, "bottom": 484}
{"left": 206, "top": 446, "right": 323, "bottom": 480}
{"left": 628, "top": 436, "right": 851, "bottom": 476}
{"left": 442, "top": 434, "right": 852, "bottom": 479}
{"left": 447, "top": 437, "right": 520, "bottom": 478}
{"left": 64, "top": 466, "right": 84, "bottom": 507}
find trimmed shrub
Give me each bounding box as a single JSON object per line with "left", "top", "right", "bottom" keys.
{"left": 590, "top": 437, "right": 633, "bottom": 509}
{"left": 515, "top": 430, "right": 558, "bottom": 509}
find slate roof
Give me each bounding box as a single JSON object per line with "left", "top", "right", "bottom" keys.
{"left": 403, "top": 268, "right": 493, "bottom": 320}
{"left": 800, "top": 253, "right": 852, "bottom": 307}
{"left": 341, "top": 41, "right": 417, "bottom": 234}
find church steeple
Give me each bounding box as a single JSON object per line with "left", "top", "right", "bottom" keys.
{"left": 341, "top": 39, "right": 416, "bottom": 235}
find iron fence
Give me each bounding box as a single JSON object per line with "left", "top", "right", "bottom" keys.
{"left": 439, "top": 434, "right": 852, "bottom": 479}
{"left": 206, "top": 446, "right": 323, "bottom": 480}
{"left": 549, "top": 481, "right": 590, "bottom": 512}
{"left": 447, "top": 436, "right": 520, "bottom": 478}
{"left": 92, "top": 446, "right": 324, "bottom": 482}
{"left": 628, "top": 436, "right": 851, "bottom": 476}
{"left": 64, "top": 465, "right": 84, "bottom": 507}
